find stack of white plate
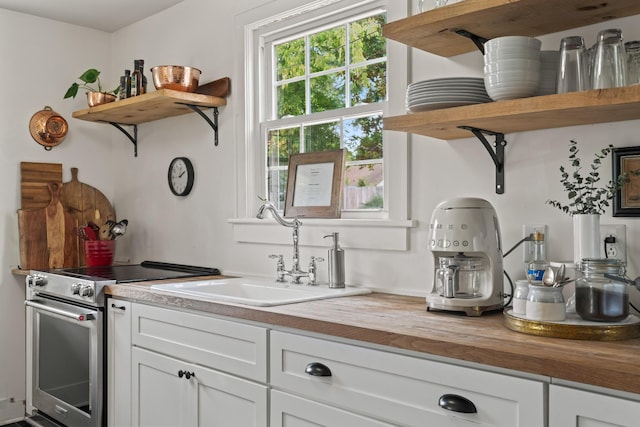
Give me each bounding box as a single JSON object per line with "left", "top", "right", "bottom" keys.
{"left": 406, "top": 77, "right": 492, "bottom": 112}
{"left": 484, "top": 36, "right": 541, "bottom": 101}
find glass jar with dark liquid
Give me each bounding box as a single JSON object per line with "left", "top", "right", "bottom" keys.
{"left": 576, "top": 258, "right": 629, "bottom": 322}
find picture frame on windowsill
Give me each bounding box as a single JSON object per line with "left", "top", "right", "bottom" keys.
{"left": 284, "top": 149, "right": 345, "bottom": 219}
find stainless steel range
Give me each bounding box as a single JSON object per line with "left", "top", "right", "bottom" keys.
{"left": 24, "top": 261, "right": 220, "bottom": 427}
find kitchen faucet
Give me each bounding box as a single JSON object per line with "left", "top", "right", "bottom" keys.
{"left": 256, "top": 199, "right": 322, "bottom": 284}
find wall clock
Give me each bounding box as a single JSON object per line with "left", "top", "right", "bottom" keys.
{"left": 168, "top": 157, "right": 195, "bottom": 196}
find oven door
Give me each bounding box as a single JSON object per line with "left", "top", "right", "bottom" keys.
{"left": 26, "top": 296, "right": 103, "bottom": 427}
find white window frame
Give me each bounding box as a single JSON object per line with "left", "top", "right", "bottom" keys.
{"left": 231, "top": 0, "right": 414, "bottom": 251}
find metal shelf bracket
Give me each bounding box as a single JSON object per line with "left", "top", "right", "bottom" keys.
{"left": 182, "top": 104, "right": 220, "bottom": 146}
{"left": 458, "top": 126, "right": 506, "bottom": 194}
{"left": 453, "top": 29, "right": 489, "bottom": 54}
{"left": 109, "top": 123, "right": 138, "bottom": 157}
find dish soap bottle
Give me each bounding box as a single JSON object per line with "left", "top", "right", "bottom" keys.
{"left": 324, "top": 232, "right": 345, "bottom": 288}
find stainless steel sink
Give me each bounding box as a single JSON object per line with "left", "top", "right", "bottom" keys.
{"left": 150, "top": 277, "right": 371, "bottom": 306}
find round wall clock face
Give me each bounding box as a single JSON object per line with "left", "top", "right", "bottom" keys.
{"left": 168, "top": 157, "right": 195, "bottom": 196}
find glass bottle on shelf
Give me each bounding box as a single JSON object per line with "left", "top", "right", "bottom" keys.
{"left": 525, "top": 231, "right": 548, "bottom": 282}
{"left": 131, "top": 65, "right": 142, "bottom": 97}
{"left": 118, "top": 69, "right": 131, "bottom": 100}
{"left": 134, "top": 59, "right": 147, "bottom": 94}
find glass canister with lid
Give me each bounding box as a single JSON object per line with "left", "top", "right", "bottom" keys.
{"left": 576, "top": 258, "right": 629, "bottom": 322}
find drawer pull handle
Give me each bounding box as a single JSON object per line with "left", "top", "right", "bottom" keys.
{"left": 111, "top": 303, "right": 126, "bottom": 311}
{"left": 305, "top": 362, "right": 332, "bottom": 377}
{"left": 438, "top": 394, "right": 477, "bottom": 414}
{"left": 178, "top": 370, "right": 195, "bottom": 380}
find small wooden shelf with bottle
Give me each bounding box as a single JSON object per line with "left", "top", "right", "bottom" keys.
{"left": 72, "top": 77, "right": 230, "bottom": 156}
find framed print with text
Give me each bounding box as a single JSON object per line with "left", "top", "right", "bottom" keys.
{"left": 284, "top": 149, "right": 345, "bottom": 218}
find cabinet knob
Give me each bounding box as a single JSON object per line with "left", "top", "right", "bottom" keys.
{"left": 305, "top": 362, "right": 332, "bottom": 377}
{"left": 438, "top": 394, "right": 477, "bottom": 413}
{"left": 178, "top": 370, "right": 195, "bottom": 380}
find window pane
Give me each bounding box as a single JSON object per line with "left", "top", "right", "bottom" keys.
{"left": 344, "top": 114, "right": 383, "bottom": 160}
{"left": 303, "top": 121, "right": 340, "bottom": 152}
{"left": 343, "top": 161, "right": 384, "bottom": 209}
{"left": 310, "top": 72, "right": 345, "bottom": 113}
{"left": 350, "top": 62, "right": 386, "bottom": 105}
{"left": 349, "top": 15, "right": 386, "bottom": 64}
{"left": 268, "top": 127, "right": 300, "bottom": 209}
{"left": 276, "top": 37, "right": 306, "bottom": 80}
{"left": 277, "top": 80, "right": 306, "bottom": 118}
{"left": 310, "top": 26, "right": 346, "bottom": 73}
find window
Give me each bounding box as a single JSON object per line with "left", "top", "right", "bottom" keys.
{"left": 264, "top": 11, "right": 387, "bottom": 212}
{"left": 234, "top": 0, "right": 412, "bottom": 251}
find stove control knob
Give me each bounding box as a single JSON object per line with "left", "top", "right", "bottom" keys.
{"left": 79, "top": 285, "right": 94, "bottom": 298}
{"left": 26, "top": 274, "right": 47, "bottom": 287}
{"left": 71, "top": 283, "right": 82, "bottom": 295}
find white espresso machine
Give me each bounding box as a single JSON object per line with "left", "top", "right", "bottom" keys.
{"left": 427, "top": 197, "right": 504, "bottom": 316}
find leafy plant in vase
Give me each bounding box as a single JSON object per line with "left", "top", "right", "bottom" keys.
{"left": 64, "top": 68, "right": 119, "bottom": 107}
{"left": 546, "top": 139, "right": 627, "bottom": 265}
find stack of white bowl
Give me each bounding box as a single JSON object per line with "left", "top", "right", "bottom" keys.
{"left": 484, "top": 36, "right": 542, "bottom": 101}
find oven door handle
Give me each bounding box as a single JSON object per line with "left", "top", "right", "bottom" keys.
{"left": 25, "top": 299, "right": 96, "bottom": 321}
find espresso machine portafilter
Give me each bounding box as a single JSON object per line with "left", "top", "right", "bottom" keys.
{"left": 427, "top": 198, "right": 504, "bottom": 316}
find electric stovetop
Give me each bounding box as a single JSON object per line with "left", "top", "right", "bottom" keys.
{"left": 51, "top": 261, "right": 221, "bottom": 283}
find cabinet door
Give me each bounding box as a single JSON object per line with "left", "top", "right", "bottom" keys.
{"left": 271, "top": 390, "right": 395, "bottom": 427}
{"left": 194, "top": 361, "right": 268, "bottom": 427}
{"left": 107, "top": 299, "right": 131, "bottom": 427}
{"left": 549, "top": 384, "right": 640, "bottom": 427}
{"left": 132, "top": 347, "right": 193, "bottom": 427}
{"left": 132, "top": 346, "right": 268, "bottom": 427}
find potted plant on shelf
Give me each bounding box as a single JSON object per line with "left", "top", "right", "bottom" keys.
{"left": 64, "top": 68, "right": 119, "bottom": 107}
{"left": 546, "top": 139, "right": 628, "bottom": 265}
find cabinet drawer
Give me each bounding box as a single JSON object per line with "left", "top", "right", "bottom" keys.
{"left": 271, "top": 331, "right": 545, "bottom": 427}
{"left": 131, "top": 303, "right": 267, "bottom": 382}
{"left": 271, "top": 390, "right": 395, "bottom": 427}
{"left": 549, "top": 384, "right": 640, "bottom": 427}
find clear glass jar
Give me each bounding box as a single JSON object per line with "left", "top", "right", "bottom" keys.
{"left": 512, "top": 280, "right": 529, "bottom": 315}
{"left": 526, "top": 284, "right": 565, "bottom": 321}
{"left": 576, "top": 258, "right": 629, "bottom": 322}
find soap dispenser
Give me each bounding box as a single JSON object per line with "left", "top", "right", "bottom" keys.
{"left": 324, "top": 232, "right": 345, "bottom": 288}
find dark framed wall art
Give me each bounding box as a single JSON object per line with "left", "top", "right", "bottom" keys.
{"left": 612, "top": 146, "right": 640, "bottom": 217}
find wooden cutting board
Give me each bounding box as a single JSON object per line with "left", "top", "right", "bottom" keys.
{"left": 18, "top": 182, "right": 78, "bottom": 269}
{"left": 20, "top": 162, "right": 63, "bottom": 209}
{"left": 61, "top": 167, "right": 116, "bottom": 228}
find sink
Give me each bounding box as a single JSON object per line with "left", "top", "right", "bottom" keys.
{"left": 150, "top": 277, "right": 372, "bottom": 306}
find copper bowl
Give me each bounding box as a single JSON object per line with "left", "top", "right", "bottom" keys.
{"left": 150, "top": 65, "right": 201, "bottom": 92}
{"left": 87, "top": 92, "right": 117, "bottom": 107}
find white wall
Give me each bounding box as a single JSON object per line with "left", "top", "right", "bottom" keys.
{"left": 3, "top": 0, "right": 640, "bottom": 423}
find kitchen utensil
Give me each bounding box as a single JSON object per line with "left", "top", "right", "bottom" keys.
{"left": 28, "top": 106, "right": 68, "bottom": 150}
{"left": 61, "top": 167, "right": 116, "bottom": 228}
{"left": 151, "top": 65, "right": 201, "bottom": 92}
{"left": 557, "top": 263, "right": 566, "bottom": 283}
{"left": 427, "top": 198, "right": 504, "bottom": 316}
{"left": 603, "top": 273, "right": 640, "bottom": 288}
{"left": 99, "top": 223, "right": 112, "bottom": 240}
{"left": 20, "top": 161, "right": 63, "bottom": 209}
{"left": 18, "top": 182, "right": 78, "bottom": 269}
{"left": 592, "top": 28, "right": 627, "bottom": 89}
{"left": 109, "top": 219, "right": 128, "bottom": 239}
{"left": 542, "top": 266, "right": 556, "bottom": 286}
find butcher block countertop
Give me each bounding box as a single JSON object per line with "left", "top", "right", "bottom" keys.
{"left": 106, "top": 279, "right": 640, "bottom": 396}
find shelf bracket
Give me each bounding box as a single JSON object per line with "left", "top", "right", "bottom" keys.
{"left": 453, "top": 29, "right": 488, "bottom": 54}
{"left": 458, "top": 126, "right": 506, "bottom": 194}
{"left": 109, "top": 123, "right": 138, "bottom": 157}
{"left": 181, "top": 104, "right": 219, "bottom": 146}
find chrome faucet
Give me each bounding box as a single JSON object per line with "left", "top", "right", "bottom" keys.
{"left": 257, "top": 199, "right": 322, "bottom": 284}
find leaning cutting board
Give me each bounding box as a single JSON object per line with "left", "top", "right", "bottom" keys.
{"left": 60, "top": 167, "right": 116, "bottom": 228}
{"left": 20, "top": 161, "right": 63, "bottom": 209}
{"left": 18, "top": 182, "right": 78, "bottom": 269}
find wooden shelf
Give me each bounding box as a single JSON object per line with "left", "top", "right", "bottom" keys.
{"left": 72, "top": 88, "right": 226, "bottom": 125}
{"left": 383, "top": 0, "right": 640, "bottom": 57}
{"left": 384, "top": 85, "right": 640, "bottom": 140}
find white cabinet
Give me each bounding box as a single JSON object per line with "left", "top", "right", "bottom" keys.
{"left": 549, "top": 384, "right": 640, "bottom": 427}
{"left": 107, "top": 300, "right": 132, "bottom": 427}
{"left": 270, "top": 330, "right": 546, "bottom": 427}
{"left": 132, "top": 346, "right": 267, "bottom": 426}
{"left": 108, "top": 300, "right": 269, "bottom": 426}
